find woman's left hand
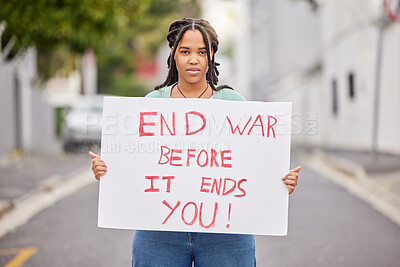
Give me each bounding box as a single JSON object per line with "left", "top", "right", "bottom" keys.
{"left": 282, "top": 166, "right": 301, "bottom": 194}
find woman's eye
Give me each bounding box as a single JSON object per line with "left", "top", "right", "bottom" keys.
{"left": 200, "top": 51, "right": 206, "bottom": 55}
{"left": 181, "top": 51, "right": 189, "bottom": 54}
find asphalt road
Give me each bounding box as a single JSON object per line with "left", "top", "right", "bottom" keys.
{"left": 256, "top": 164, "right": 400, "bottom": 267}
{"left": 1, "top": 163, "right": 400, "bottom": 266}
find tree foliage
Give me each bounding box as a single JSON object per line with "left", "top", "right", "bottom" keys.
{"left": 0, "top": 0, "right": 200, "bottom": 95}
{"left": 0, "top": 0, "right": 121, "bottom": 57}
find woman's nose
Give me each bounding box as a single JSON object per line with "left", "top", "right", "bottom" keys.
{"left": 189, "top": 54, "right": 199, "bottom": 64}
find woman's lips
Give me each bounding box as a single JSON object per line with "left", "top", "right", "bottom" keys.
{"left": 186, "top": 69, "right": 200, "bottom": 75}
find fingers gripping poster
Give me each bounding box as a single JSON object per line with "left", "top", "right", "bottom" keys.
{"left": 98, "top": 97, "right": 292, "bottom": 236}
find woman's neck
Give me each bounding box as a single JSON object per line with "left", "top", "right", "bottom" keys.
{"left": 176, "top": 79, "right": 209, "bottom": 98}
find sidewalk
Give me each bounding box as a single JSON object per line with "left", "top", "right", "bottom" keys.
{"left": 0, "top": 148, "right": 92, "bottom": 220}
{"left": 296, "top": 146, "right": 400, "bottom": 226}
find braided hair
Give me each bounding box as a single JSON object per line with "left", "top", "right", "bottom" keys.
{"left": 154, "top": 18, "right": 233, "bottom": 91}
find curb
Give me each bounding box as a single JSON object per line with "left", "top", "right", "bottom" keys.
{"left": 296, "top": 150, "right": 400, "bottom": 227}
{"left": 0, "top": 168, "right": 95, "bottom": 239}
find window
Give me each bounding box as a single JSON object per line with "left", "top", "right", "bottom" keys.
{"left": 332, "top": 79, "right": 338, "bottom": 115}
{"left": 348, "top": 72, "right": 355, "bottom": 99}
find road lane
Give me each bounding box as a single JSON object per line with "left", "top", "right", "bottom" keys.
{"left": 0, "top": 183, "right": 132, "bottom": 266}
{"left": 1, "top": 163, "right": 400, "bottom": 266}
{"left": 256, "top": 163, "right": 400, "bottom": 266}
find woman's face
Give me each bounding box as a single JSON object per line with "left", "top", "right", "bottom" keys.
{"left": 173, "top": 29, "right": 212, "bottom": 86}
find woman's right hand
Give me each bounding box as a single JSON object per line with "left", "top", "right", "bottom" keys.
{"left": 89, "top": 151, "right": 107, "bottom": 180}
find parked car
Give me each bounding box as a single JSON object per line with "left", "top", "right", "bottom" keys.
{"left": 61, "top": 95, "right": 104, "bottom": 152}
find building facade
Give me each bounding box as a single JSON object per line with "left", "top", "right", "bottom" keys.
{"left": 0, "top": 47, "right": 55, "bottom": 158}
{"left": 243, "top": 0, "right": 400, "bottom": 154}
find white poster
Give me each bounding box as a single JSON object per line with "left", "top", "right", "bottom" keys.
{"left": 98, "top": 97, "right": 292, "bottom": 236}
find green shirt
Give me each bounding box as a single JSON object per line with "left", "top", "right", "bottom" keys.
{"left": 145, "top": 83, "right": 245, "bottom": 101}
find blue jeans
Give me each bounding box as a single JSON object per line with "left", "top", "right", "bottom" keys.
{"left": 132, "top": 230, "right": 256, "bottom": 267}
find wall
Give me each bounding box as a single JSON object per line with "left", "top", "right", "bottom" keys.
{"left": 249, "top": 0, "right": 400, "bottom": 154}
{"left": 0, "top": 47, "right": 55, "bottom": 158}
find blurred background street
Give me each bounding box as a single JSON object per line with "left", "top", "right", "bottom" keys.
{"left": 1, "top": 0, "right": 400, "bottom": 266}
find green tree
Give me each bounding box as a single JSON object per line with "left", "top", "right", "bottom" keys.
{"left": 0, "top": 0, "right": 121, "bottom": 77}
{"left": 0, "top": 0, "right": 200, "bottom": 95}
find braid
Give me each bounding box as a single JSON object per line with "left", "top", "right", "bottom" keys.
{"left": 154, "top": 18, "right": 234, "bottom": 91}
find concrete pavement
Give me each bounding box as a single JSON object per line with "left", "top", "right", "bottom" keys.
{"left": 296, "top": 146, "right": 400, "bottom": 226}
{"left": 0, "top": 148, "right": 95, "bottom": 238}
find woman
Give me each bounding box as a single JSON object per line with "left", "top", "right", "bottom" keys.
{"left": 90, "top": 18, "right": 301, "bottom": 267}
